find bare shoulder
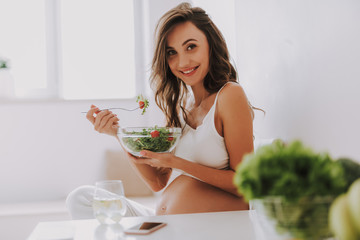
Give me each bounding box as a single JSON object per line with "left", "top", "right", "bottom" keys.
{"left": 217, "top": 82, "right": 249, "bottom": 109}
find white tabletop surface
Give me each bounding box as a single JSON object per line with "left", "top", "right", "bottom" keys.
{"left": 28, "top": 210, "right": 260, "bottom": 240}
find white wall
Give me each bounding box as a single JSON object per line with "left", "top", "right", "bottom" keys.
{"left": 0, "top": 99, "right": 152, "bottom": 203}
{"left": 192, "top": 0, "right": 237, "bottom": 62}
{"left": 235, "top": 0, "right": 360, "bottom": 160}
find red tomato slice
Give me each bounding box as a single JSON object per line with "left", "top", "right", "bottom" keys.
{"left": 139, "top": 101, "right": 145, "bottom": 109}
{"left": 150, "top": 130, "right": 160, "bottom": 138}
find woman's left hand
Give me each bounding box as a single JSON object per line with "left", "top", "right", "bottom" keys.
{"left": 135, "top": 150, "right": 176, "bottom": 169}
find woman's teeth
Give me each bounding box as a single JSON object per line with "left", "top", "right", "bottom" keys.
{"left": 182, "top": 67, "right": 196, "bottom": 74}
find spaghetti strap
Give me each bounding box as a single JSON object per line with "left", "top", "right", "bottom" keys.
{"left": 214, "top": 82, "right": 231, "bottom": 104}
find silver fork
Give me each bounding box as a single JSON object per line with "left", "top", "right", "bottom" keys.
{"left": 81, "top": 106, "right": 141, "bottom": 114}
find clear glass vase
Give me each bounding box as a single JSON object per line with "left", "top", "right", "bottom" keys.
{"left": 0, "top": 69, "right": 15, "bottom": 99}
{"left": 250, "top": 196, "right": 335, "bottom": 240}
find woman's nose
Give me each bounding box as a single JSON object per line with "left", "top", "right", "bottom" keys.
{"left": 178, "top": 53, "right": 190, "bottom": 68}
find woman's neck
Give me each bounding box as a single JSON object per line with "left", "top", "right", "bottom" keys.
{"left": 190, "top": 84, "right": 211, "bottom": 107}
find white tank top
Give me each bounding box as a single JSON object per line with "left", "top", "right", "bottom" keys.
{"left": 174, "top": 84, "right": 229, "bottom": 170}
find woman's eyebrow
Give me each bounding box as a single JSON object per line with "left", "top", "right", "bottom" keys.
{"left": 166, "top": 39, "right": 198, "bottom": 49}
{"left": 182, "top": 38, "right": 197, "bottom": 46}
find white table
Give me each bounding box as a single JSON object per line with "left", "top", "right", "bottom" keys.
{"left": 28, "top": 210, "right": 259, "bottom": 240}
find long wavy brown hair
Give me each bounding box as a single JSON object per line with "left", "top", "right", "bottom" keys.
{"left": 151, "top": 2, "right": 256, "bottom": 127}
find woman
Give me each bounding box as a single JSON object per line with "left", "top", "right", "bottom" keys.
{"left": 67, "top": 2, "right": 254, "bottom": 218}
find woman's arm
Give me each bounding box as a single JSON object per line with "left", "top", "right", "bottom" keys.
{"left": 86, "top": 105, "right": 172, "bottom": 192}
{"left": 216, "top": 83, "right": 254, "bottom": 194}
{"left": 116, "top": 136, "right": 173, "bottom": 192}
{"left": 138, "top": 84, "right": 254, "bottom": 196}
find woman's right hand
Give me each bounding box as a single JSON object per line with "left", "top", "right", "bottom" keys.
{"left": 86, "top": 104, "right": 119, "bottom": 136}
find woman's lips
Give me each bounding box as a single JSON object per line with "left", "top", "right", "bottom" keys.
{"left": 180, "top": 66, "right": 199, "bottom": 77}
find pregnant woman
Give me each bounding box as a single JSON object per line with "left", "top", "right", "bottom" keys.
{"left": 67, "top": 2, "right": 257, "bottom": 218}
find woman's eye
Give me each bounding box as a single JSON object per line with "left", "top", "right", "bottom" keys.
{"left": 187, "top": 44, "right": 196, "bottom": 51}
{"left": 167, "top": 50, "right": 176, "bottom": 56}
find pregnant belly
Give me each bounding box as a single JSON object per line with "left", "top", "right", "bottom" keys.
{"left": 156, "top": 175, "right": 248, "bottom": 215}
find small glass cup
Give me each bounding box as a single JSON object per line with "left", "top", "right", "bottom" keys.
{"left": 93, "top": 180, "right": 127, "bottom": 225}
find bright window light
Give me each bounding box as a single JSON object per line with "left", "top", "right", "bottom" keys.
{"left": 60, "top": 0, "right": 136, "bottom": 100}
{"left": 0, "top": 0, "right": 47, "bottom": 97}
{"left": 0, "top": 0, "right": 136, "bottom": 100}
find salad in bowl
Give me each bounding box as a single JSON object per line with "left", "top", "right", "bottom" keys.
{"left": 118, "top": 126, "right": 182, "bottom": 157}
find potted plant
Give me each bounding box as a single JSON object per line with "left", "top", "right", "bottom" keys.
{"left": 0, "top": 58, "right": 9, "bottom": 69}
{"left": 0, "top": 56, "right": 15, "bottom": 99}
{"left": 234, "top": 140, "right": 354, "bottom": 239}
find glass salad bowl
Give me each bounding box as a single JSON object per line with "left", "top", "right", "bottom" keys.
{"left": 250, "top": 196, "right": 335, "bottom": 240}
{"left": 118, "top": 127, "right": 182, "bottom": 157}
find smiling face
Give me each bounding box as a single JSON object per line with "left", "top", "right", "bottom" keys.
{"left": 166, "top": 21, "right": 210, "bottom": 87}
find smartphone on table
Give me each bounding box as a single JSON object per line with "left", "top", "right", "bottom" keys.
{"left": 124, "top": 222, "right": 167, "bottom": 235}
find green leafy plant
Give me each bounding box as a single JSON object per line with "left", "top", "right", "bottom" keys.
{"left": 0, "top": 58, "right": 9, "bottom": 69}
{"left": 234, "top": 139, "right": 347, "bottom": 202}
{"left": 233, "top": 139, "right": 349, "bottom": 239}
{"left": 337, "top": 157, "right": 360, "bottom": 191}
